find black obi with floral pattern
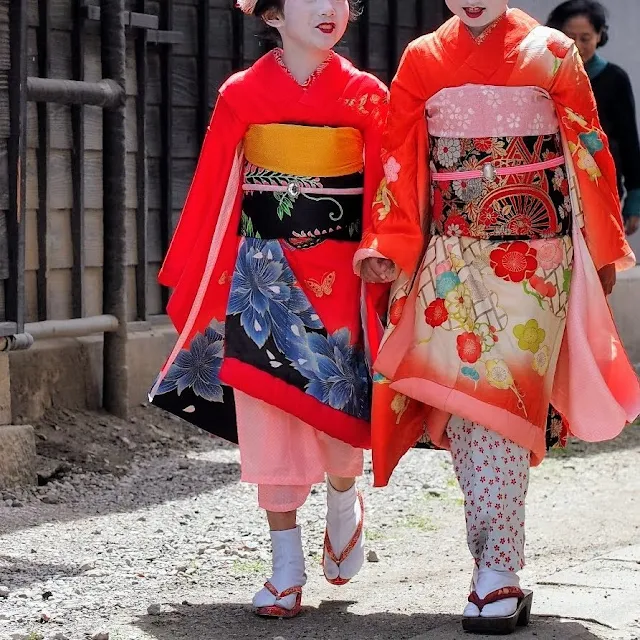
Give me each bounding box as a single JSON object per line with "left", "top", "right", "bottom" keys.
{"left": 430, "top": 133, "right": 573, "bottom": 241}
{"left": 240, "top": 164, "right": 364, "bottom": 248}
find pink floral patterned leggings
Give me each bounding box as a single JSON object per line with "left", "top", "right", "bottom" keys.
{"left": 447, "top": 416, "right": 531, "bottom": 572}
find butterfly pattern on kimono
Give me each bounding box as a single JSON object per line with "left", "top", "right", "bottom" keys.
{"left": 305, "top": 271, "right": 336, "bottom": 298}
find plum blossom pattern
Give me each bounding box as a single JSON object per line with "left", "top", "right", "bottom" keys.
{"left": 384, "top": 156, "right": 401, "bottom": 183}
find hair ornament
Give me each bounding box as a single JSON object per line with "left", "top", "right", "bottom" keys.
{"left": 236, "top": 0, "right": 259, "bottom": 15}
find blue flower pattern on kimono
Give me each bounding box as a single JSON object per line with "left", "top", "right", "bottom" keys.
{"left": 228, "top": 238, "right": 369, "bottom": 421}
{"left": 156, "top": 321, "right": 225, "bottom": 403}
{"left": 304, "top": 329, "right": 371, "bottom": 421}
{"left": 228, "top": 239, "right": 322, "bottom": 354}
{"left": 436, "top": 271, "right": 460, "bottom": 298}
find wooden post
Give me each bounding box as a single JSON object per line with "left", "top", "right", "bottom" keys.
{"left": 197, "top": 0, "right": 210, "bottom": 141}
{"left": 7, "top": 0, "right": 27, "bottom": 333}
{"left": 159, "top": 0, "right": 173, "bottom": 310}
{"left": 135, "top": 0, "right": 148, "bottom": 322}
{"left": 101, "top": 0, "right": 129, "bottom": 418}
{"left": 71, "top": 0, "right": 87, "bottom": 319}
{"left": 36, "top": 0, "right": 49, "bottom": 320}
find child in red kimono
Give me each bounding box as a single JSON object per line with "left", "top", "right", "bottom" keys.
{"left": 357, "top": 0, "right": 640, "bottom": 634}
{"left": 149, "top": 0, "right": 388, "bottom": 619}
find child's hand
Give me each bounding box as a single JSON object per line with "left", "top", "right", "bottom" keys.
{"left": 625, "top": 216, "right": 639, "bottom": 236}
{"left": 597, "top": 263, "right": 616, "bottom": 296}
{"left": 361, "top": 257, "right": 396, "bottom": 284}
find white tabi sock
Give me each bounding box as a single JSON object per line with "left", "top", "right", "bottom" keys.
{"left": 323, "top": 480, "right": 364, "bottom": 582}
{"left": 463, "top": 567, "right": 521, "bottom": 618}
{"left": 252, "top": 526, "right": 306, "bottom": 611}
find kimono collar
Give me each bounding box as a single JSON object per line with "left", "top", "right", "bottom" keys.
{"left": 272, "top": 48, "right": 335, "bottom": 88}
{"left": 442, "top": 8, "right": 537, "bottom": 83}
{"left": 463, "top": 10, "right": 508, "bottom": 45}
{"left": 585, "top": 53, "right": 608, "bottom": 81}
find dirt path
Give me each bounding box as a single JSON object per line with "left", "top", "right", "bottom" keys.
{"left": 1, "top": 408, "right": 639, "bottom": 640}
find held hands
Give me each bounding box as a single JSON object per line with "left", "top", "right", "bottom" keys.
{"left": 360, "top": 257, "right": 396, "bottom": 284}
{"left": 597, "top": 263, "right": 616, "bottom": 296}
{"left": 625, "top": 216, "right": 639, "bottom": 236}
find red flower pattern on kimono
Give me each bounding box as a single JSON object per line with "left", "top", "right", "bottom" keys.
{"left": 457, "top": 332, "right": 483, "bottom": 364}
{"left": 529, "top": 275, "right": 557, "bottom": 298}
{"left": 479, "top": 205, "right": 499, "bottom": 227}
{"left": 389, "top": 296, "right": 408, "bottom": 325}
{"left": 490, "top": 241, "right": 538, "bottom": 283}
{"left": 475, "top": 138, "right": 494, "bottom": 152}
{"left": 506, "top": 214, "right": 534, "bottom": 236}
{"left": 546, "top": 33, "right": 570, "bottom": 60}
{"left": 444, "top": 214, "right": 471, "bottom": 236}
{"left": 425, "top": 298, "right": 449, "bottom": 327}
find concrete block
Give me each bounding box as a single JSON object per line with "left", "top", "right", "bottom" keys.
{"left": 539, "top": 558, "right": 640, "bottom": 591}
{"left": 0, "top": 424, "right": 37, "bottom": 489}
{"left": 601, "top": 544, "right": 640, "bottom": 563}
{"left": 0, "top": 353, "right": 10, "bottom": 425}
{"left": 9, "top": 338, "right": 102, "bottom": 423}
{"left": 126, "top": 324, "right": 177, "bottom": 405}
{"left": 5, "top": 321, "right": 177, "bottom": 422}
{"left": 533, "top": 584, "right": 639, "bottom": 631}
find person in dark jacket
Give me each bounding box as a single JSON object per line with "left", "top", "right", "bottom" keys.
{"left": 548, "top": 0, "right": 640, "bottom": 236}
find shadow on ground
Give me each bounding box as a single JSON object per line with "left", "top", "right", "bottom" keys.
{"left": 0, "top": 458, "right": 240, "bottom": 535}
{"left": 0, "top": 554, "right": 79, "bottom": 591}
{"left": 134, "top": 602, "right": 610, "bottom": 640}
{"left": 135, "top": 601, "right": 455, "bottom": 640}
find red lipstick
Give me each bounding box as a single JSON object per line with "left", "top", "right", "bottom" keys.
{"left": 317, "top": 22, "right": 336, "bottom": 34}
{"left": 463, "top": 7, "right": 486, "bottom": 19}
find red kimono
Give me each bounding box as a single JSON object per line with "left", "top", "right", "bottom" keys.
{"left": 150, "top": 50, "right": 389, "bottom": 454}
{"left": 354, "top": 10, "right": 640, "bottom": 486}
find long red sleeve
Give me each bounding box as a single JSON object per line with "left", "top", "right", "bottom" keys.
{"left": 159, "top": 94, "right": 247, "bottom": 288}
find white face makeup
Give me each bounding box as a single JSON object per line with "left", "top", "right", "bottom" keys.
{"left": 265, "top": 0, "right": 350, "bottom": 52}
{"left": 446, "top": 0, "right": 508, "bottom": 30}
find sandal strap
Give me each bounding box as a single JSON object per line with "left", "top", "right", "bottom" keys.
{"left": 468, "top": 586, "right": 525, "bottom": 610}
{"left": 263, "top": 581, "right": 303, "bottom": 600}
{"left": 324, "top": 491, "right": 365, "bottom": 566}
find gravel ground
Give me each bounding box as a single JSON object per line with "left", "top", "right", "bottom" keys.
{"left": 0, "top": 406, "right": 639, "bottom": 640}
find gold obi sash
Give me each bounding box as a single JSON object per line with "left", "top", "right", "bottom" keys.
{"left": 244, "top": 123, "right": 364, "bottom": 177}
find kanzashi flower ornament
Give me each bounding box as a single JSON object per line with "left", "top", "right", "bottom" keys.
{"left": 237, "top": 0, "right": 259, "bottom": 15}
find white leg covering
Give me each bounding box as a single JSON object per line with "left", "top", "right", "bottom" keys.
{"left": 323, "top": 480, "right": 364, "bottom": 582}
{"left": 253, "top": 526, "right": 307, "bottom": 611}
{"left": 447, "top": 416, "right": 530, "bottom": 618}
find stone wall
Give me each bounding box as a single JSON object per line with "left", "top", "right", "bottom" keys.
{"left": 0, "top": 353, "right": 36, "bottom": 490}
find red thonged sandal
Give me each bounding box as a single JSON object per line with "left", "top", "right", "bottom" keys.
{"left": 462, "top": 586, "right": 533, "bottom": 635}
{"left": 322, "top": 491, "right": 365, "bottom": 586}
{"left": 254, "top": 581, "right": 303, "bottom": 619}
